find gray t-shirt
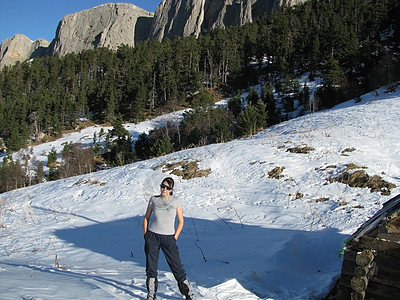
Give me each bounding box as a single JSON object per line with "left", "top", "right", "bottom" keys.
{"left": 148, "top": 195, "right": 182, "bottom": 235}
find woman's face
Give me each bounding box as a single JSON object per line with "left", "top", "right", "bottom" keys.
{"left": 160, "top": 181, "right": 172, "bottom": 197}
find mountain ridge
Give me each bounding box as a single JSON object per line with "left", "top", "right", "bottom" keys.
{"left": 47, "top": 3, "right": 154, "bottom": 57}
{"left": 0, "top": 0, "right": 307, "bottom": 68}
{"left": 0, "top": 34, "right": 50, "bottom": 69}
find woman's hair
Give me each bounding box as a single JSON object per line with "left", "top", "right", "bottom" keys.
{"left": 162, "top": 177, "right": 174, "bottom": 195}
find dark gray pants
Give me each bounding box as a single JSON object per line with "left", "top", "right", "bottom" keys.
{"left": 144, "top": 231, "right": 187, "bottom": 283}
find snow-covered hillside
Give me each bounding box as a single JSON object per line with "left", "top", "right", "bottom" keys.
{"left": 1, "top": 87, "right": 399, "bottom": 299}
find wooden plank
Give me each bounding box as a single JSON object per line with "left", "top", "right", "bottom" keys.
{"left": 357, "top": 236, "right": 400, "bottom": 252}
{"left": 385, "top": 216, "right": 400, "bottom": 233}
{"left": 376, "top": 232, "right": 400, "bottom": 241}
{"left": 366, "top": 280, "right": 400, "bottom": 300}
{"left": 341, "top": 259, "right": 356, "bottom": 276}
{"left": 374, "top": 252, "right": 400, "bottom": 275}
{"left": 336, "top": 285, "right": 352, "bottom": 300}
{"left": 338, "top": 274, "right": 400, "bottom": 300}
{"left": 341, "top": 276, "right": 400, "bottom": 299}
{"left": 338, "top": 274, "right": 352, "bottom": 289}
{"left": 343, "top": 248, "right": 357, "bottom": 262}
{"left": 369, "top": 265, "right": 400, "bottom": 287}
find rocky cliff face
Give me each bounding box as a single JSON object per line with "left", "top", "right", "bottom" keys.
{"left": 0, "top": 34, "right": 49, "bottom": 69}
{"left": 47, "top": 3, "right": 154, "bottom": 57}
{"left": 149, "top": 0, "right": 307, "bottom": 41}
{"left": 1, "top": 0, "right": 307, "bottom": 68}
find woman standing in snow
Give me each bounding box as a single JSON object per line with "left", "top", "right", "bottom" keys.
{"left": 143, "top": 177, "right": 196, "bottom": 300}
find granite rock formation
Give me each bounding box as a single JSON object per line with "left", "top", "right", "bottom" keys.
{"left": 0, "top": 34, "right": 49, "bottom": 69}
{"left": 47, "top": 3, "right": 154, "bottom": 57}
{"left": 1, "top": 0, "right": 307, "bottom": 67}
{"left": 149, "top": 0, "right": 307, "bottom": 40}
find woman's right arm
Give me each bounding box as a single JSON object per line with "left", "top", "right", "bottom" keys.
{"left": 143, "top": 203, "right": 153, "bottom": 235}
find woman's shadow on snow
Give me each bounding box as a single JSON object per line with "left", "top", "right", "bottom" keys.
{"left": 54, "top": 215, "right": 346, "bottom": 298}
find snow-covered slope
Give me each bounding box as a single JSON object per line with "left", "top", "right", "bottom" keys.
{"left": 1, "top": 87, "right": 399, "bottom": 299}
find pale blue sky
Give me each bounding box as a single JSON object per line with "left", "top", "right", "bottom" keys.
{"left": 0, "top": 0, "right": 161, "bottom": 43}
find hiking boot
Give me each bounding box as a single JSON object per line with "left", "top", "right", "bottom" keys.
{"left": 146, "top": 277, "right": 158, "bottom": 300}
{"left": 178, "top": 279, "right": 196, "bottom": 300}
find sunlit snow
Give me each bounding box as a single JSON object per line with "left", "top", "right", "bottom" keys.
{"left": 0, "top": 86, "right": 399, "bottom": 299}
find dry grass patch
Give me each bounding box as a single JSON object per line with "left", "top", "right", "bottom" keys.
{"left": 341, "top": 147, "right": 356, "bottom": 156}
{"left": 286, "top": 145, "right": 315, "bottom": 154}
{"left": 295, "top": 192, "right": 304, "bottom": 199}
{"left": 75, "top": 178, "right": 107, "bottom": 186}
{"left": 268, "top": 166, "right": 285, "bottom": 179}
{"left": 157, "top": 160, "right": 211, "bottom": 180}
{"left": 345, "top": 162, "right": 367, "bottom": 170}
{"left": 316, "top": 197, "right": 330, "bottom": 203}
{"left": 328, "top": 164, "right": 396, "bottom": 195}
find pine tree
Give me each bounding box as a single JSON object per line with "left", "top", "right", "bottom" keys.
{"left": 104, "top": 117, "right": 136, "bottom": 166}
{"left": 7, "top": 126, "right": 26, "bottom": 152}
{"left": 151, "top": 132, "right": 174, "bottom": 157}
{"left": 236, "top": 105, "right": 256, "bottom": 137}
{"left": 36, "top": 161, "right": 44, "bottom": 183}
{"left": 47, "top": 147, "right": 59, "bottom": 181}
{"left": 247, "top": 89, "right": 260, "bottom": 106}
{"left": 323, "top": 56, "right": 345, "bottom": 87}
{"left": 262, "top": 83, "right": 278, "bottom": 125}
{"left": 135, "top": 133, "right": 153, "bottom": 160}
{"left": 228, "top": 91, "right": 242, "bottom": 118}
{"left": 209, "top": 109, "right": 232, "bottom": 144}
{"left": 47, "top": 147, "right": 58, "bottom": 167}
{"left": 0, "top": 156, "right": 25, "bottom": 192}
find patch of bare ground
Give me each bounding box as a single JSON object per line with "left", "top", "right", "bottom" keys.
{"left": 286, "top": 145, "right": 315, "bottom": 154}
{"left": 341, "top": 147, "right": 356, "bottom": 156}
{"left": 155, "top": 160, "right": 211, "bottom": 180}
{"left": 268, "top": 166, "right": 285, "bottom": 179}
{"left": 328, "top": 163, "right": 396, "bottom": 195}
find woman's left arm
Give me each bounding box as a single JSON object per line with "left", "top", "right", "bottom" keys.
{"left": 174, "top": 206, "right": 184, "bottom": 240}
{"left": 143, "top": 203, "right": 153, "bottom": 235}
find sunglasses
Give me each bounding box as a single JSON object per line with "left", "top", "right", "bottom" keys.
{"left": 160, "top": 184, "right": 172, "bottom": 190}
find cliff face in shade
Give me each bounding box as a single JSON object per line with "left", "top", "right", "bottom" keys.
{"left": 149, "top": 0, "right": 307, "bottom": 41}
{"left": 47, "top": 3, "right": 154, "bottom": 57}
{"left": 0, "top": 34, "right": 49, "bottom": 69}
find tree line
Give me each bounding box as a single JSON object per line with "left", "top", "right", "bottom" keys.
{"left": 1, "top": 0, "right": 399, "bottom": 192}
